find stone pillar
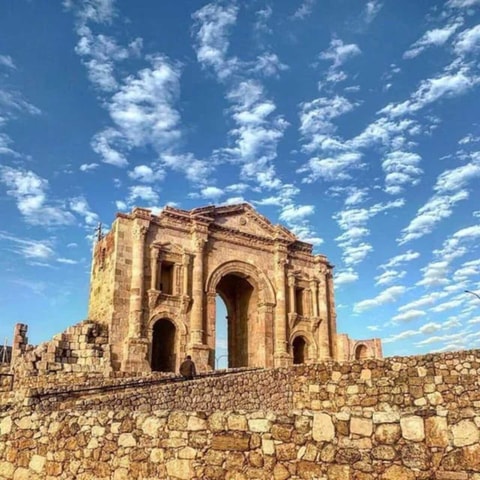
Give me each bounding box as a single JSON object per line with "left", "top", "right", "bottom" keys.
{"left": 288, "top": 274, "right": 296, "bottom": 314}
{"left": 274, "top": 245, "right": 289, "bottom": 367}
{"left": 189, "top": 229, "right": 210, "bottom": 370}
{"left": 182, "top": 253, "right": 190, "bottom": 296}
{"left": 150, "top": 247, "right": 159, "bottom": 290}
{"left": 326, "top": 269, "right": 338, "bottom": 360}
{"left": 206, "top": 291, "right": 217, "bottom": 367}
{"left": 190, "top": 237, "right": 206, "bottom": 345}
{"left": 316, "top": 265, "right": 331, "bottom": 360}
{"left": 310, "top": 279, "right": 319, "bottom": 317}
{"left": 123, "top": 221, "right": 150, "bottom": 372}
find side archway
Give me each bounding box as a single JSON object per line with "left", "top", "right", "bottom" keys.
{"left": 290, "top": 329, "right": 316, "bottom": 364}
{"left": 354, "top": 343, "right": 369, "bottom": 360}
{"left": 148, "top": 313, "right": 187, "bottom": 372}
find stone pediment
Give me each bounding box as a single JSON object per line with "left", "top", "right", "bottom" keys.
{"left": 203, "top": 204, "right": 297, "bottom": 243}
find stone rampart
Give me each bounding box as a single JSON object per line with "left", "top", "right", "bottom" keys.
{"left": 1, "top": 349, "right": 480, "bottom": 479}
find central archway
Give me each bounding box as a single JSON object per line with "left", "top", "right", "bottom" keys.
{"left": 206, "top": 260, "right": 276, "bottom": 369}
{"left": 216, "top": 273, "right": 256, "bottom": 368}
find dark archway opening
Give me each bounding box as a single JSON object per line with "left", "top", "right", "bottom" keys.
{"left": 355, "top": 344, "right": 368, "bottom": 360}
{"left": 151, "top": 318, "right": 176, "bottom": 372}
{"left": 293, "top": 336, "right": 307, "bottom": 364}
{"left": 216, "top": 273, "right": 255, "bottom": 368}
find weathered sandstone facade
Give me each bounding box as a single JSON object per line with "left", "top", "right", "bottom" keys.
{"left": 87, "top": 203, "right": 380, "bottom": 374}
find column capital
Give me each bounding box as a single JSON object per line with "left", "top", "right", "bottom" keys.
{"left": 287, "top": 274, "right": 296, "bottom": 287}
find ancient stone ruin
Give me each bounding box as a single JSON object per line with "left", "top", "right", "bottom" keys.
{"left": 4, "top": 204, "right": 480, "bottom": 478}
{"left": 10, "top": 203, "right": 381, "bottom": 378}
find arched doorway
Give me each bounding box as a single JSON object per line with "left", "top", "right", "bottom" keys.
{"left": 293, "top": 336, "right": 307, "bottom": 364}
{"left": 151, "top": 318, "right": 176, "bottom": 372}
{"left": 216, "top": 273, "right": 257, "bottom": 368}
{"left": 355, "top": 344, "right": 368, "bottom": 360}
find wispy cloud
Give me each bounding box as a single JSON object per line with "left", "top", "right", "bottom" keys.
{"left": 403, "top": 21, "right": 462, "bottom": 59}
{"left": 292, "top": 0, "right": 316, "bottom": 20}
{"left": 354, "top": 285, "right": 407, "bottom": 313}
{"left": 0, "top": 167, "right": 75, "bottom": 226}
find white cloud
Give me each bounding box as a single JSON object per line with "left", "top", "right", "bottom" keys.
{"left": 75, "top": 27, "right": 138, "bottom": 91}
{"left": 447, "top": 0, "right": 480, "bottom": 7}
{"left": 91, "top": 128, "right": 128, "bottom": 167}
{"left": 292, "top": 0, "right": 316, "bottom": 20}
{"left": 383, "top": 329, "right": 418, "bottom": 344}
{"left": 299, "top": 95, "right": 356, "bottom": 153}
{"left": 128, "top": 165, "right": 165, "bottom": 183}
{"left": 161, "top": 153, "right": 212, "bottom": 184}
{"left": 57, "top": 257, "right": 79, "bottom": 265}
{"left": 430, "top": 297, "right": 464, "bottom": 312}
{"left": 319, "top": 38, "right": 361, "bottom": 69}
{"left": 398, "top": 189, "right": 469, "bottom": 244}
{"left": 108, "top": 55, "right": 182, "bottom": 150}
{"left": 364, "top": 1, "right": 383, "bottom": 24}
{"left": 192, "top": 2, "right": 239, "bottom": 79}
{"left": 0, "top": 55, "right": 15, "bottom": 69}
{"left": 434, "top": 161, "right": 480, "bottom": 193}
{"left": 201, "top": 186, "right": 224, "bottom": 200}
{"left": 0, "top": 166, "right": 74, "bottom": 226}
{"left": 382, "top": 151, "right": 422, "bottom": 194}
{"left": 300, "top": 152, "right": 364, "bottom": 182}
{"left": 375, "top": 269, "right": 406, "bottom": 286}
{"left": 69, "top": 196, "right": 99, "bottom": 227}
{"left": 335, "top": 199, "right": 404, "bottom": 266}
{"left": 335, "top": 269, "right": 359, "bottom": 286}
{"left": 252, "top": 53, "right": 288, "bottom": 78}
{"left": 128, "top": 185, "right": 159, "bottom": 205}
{"left": 279, "top": 204, "right": 315, "bottom": 222}
{"left": 64, "top": 0, "right": 116, "bottom": 25}
{"left": 381, "top": 67, "right": 480, "bottom": 118}
{"left": 416, "top": 260, "right": 450, "bottom": 287}
{"left": 382, "top": 250, "right": 420, "bottom": 269}
{"left": 454, "top": 24, "right": 480, "bottom": 55}
{"left": 403, "top": 21, "right": 462, "bottom": 59}
{"left": 392, "top": 309, "right": 426, "bottom": 323}
{"left": 354, "top": 285, "right": 407, "bottom": 313}
{"left": 79, "top": 163, "right": 99, "bottom": 172}
{"left": 0, "top": 232, "right": 54, "bottom": 260}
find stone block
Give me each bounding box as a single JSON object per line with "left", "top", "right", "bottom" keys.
{"left": 425, "top": 416, "right": 448, "bottom": 447}
{"left": 312, "top": 412, "right": 335, "bottom": 442}
{"left": 350, "top": 417, "right": 372, "bottom": 437}
{"left": 373, "top": 412, "right": 399, "bottom": 424}
{"left": 227, "top": 414, "right": 247, "bottom": 431}
{"left": 381, "top": 465, "right": 415, "bottom": 480}
{"left": 211, "top": 434, "right": 250, "bottom": 451}
{"left": 248, "top": 418, "right": 271, "bottom": 433}
{"left": 400, "top": 415, "right": 424, "bottom": 442}
{"left": 375, "top": 424, "right": 401, "bottom": 444}
{"left": 166, "top": 459, "right": 194, "bottom": 480}
{"left": 451, "top": 419, "right": 479, "bottom": 447}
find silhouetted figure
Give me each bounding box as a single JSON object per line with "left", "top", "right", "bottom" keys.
{"left": 179, "top": 355, "right": 196, "bottom": 380}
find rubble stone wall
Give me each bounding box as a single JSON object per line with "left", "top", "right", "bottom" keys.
{"left": 11, "top": 321, "right": 110, "bottom": 380}
{"left": 1, "top": 349, "right": 480, "bottom": 479}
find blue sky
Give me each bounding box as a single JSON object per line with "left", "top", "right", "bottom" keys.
{"left": 1, "top": 0, "right": 480, "bottom": 361}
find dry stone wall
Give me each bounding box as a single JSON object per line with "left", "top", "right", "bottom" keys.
{"left": 1, "top": 349, "right": 480, "bottom": 479}
{"left": 11, "top": 321, "right": 110, "bottom": 379}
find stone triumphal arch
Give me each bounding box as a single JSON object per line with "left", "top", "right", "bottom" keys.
{"left": 88, "top": 203, "right": 380, "bottom": 373}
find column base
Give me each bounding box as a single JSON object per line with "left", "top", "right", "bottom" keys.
{"left": 121, "top": 337, "right": 150, "bottom": 373}
{"left": 274, "top": 352, "right": 292, "bottom": 368}
{"left": 187, "top": 343, "right": 212, "bottom": 372}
